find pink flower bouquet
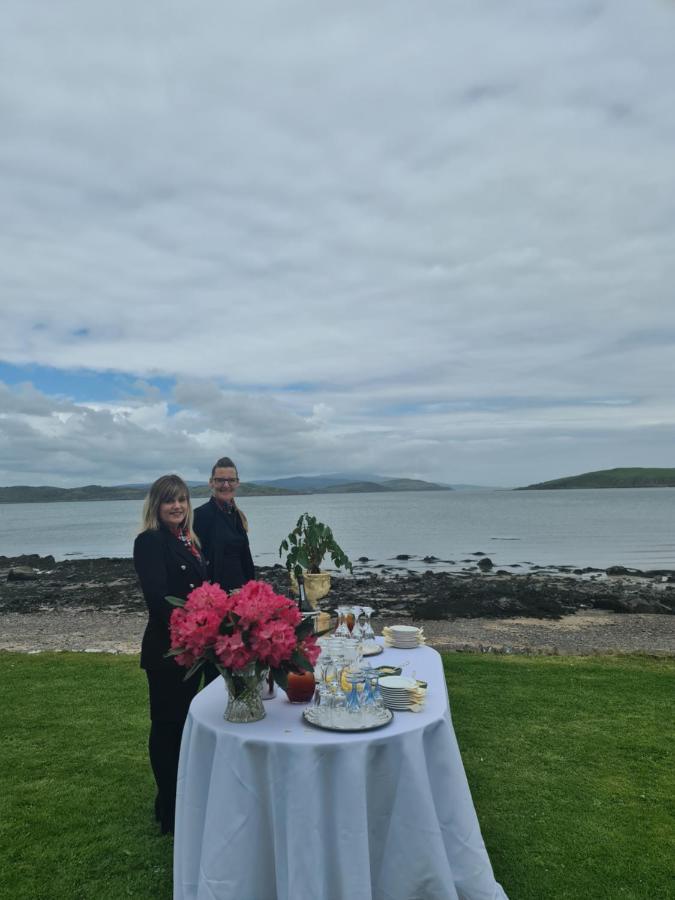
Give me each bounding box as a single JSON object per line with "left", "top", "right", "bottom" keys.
{"left": 166, "top": 580, "right": 320, "bottom": 691}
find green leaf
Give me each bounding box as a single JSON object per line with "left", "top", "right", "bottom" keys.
{"left": 181, "top": 658, "right": 205, "bottom": 681}
{"left": 165, "top": 595, "right": 186, "bottom": 607}
{"left": 270, "top": 667, "right": 288, "bottom": 692}
{"left": 295, "top": 617, "right": 316, "bottom": 640}
{"left": 290, "top": 648, "right": 313, "bottom": 673}
{"left": 164, "top": 646, "right": 187, "bottom": 658}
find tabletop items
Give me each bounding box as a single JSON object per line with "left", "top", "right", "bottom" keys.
{"left": 383, "top": 624, "right": 426, "bottom": 648}
{"left": 311, "top": 635, "right": 395, "bottom": 728}
{"left": 378, "top": 675, "right": 427, "bottom": 712}
{"left": 175, "top": 642, "right": 509, "bottom": 900}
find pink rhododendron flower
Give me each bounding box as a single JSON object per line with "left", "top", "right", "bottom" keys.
{"left": 170, "top": 604, "right": 223, "bottom": 658}
{"left": 184, "top": 582, "right": 232, "bottom": 616}
{"left": 299, "top": 635, "right": 321, "bottom": 667}
{"left": 214, "top": 631, "right": 254, "bottom": 670}
{"left": 168, "top": 579, "right": 318, "bottom": 678}
{"left": 249, "top": 619, "right": 297, "bottom": 667}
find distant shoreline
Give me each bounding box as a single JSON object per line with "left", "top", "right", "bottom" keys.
{"left": 2, "top": 466, "right": 675, "bottom": 502}
{"left": 0, "top": 479, "right": 452, "bottom": 504}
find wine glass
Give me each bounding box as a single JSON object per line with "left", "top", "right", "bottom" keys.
{"left": 349, "top": 606, "right": 363, "bottom": 641}
{"left": 335, "top": 607, "right": 350, "bottom": 639}
{"left": 346, "top": 671, "right": 364, "bottom": 719}
{"left": 360, "top": 606, "right": 375, "bottom": 641}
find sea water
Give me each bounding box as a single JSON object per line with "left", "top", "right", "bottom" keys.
{"left": 0, "top": 488, "right": 673, "bottom": 573}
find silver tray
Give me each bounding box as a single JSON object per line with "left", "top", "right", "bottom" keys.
{"left": 302, "top": 707, "right": 393, "bottom": 732}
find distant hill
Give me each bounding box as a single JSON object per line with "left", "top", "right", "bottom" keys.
{"left": 518, "top": 467, "right": 675, "bottom": 490}
{"left": 255, "top": 472, "right": 390, "bottom": 490}
{"left": 0, "top": 475, "right": 450, "bottom": 503}
{"left": 0, "top": 482, "right": 291, "bottom": 504}
{"left": 319, "top": 478, "right": 451, "bottom": 494}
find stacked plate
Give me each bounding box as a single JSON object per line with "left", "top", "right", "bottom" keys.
{"left": 378, "top": 675, "right": 426, "bottom": 711}
{"left": 383, "top": 625, "right": 425, "bottom": 648}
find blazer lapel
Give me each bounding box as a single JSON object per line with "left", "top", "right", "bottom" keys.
{"left": 167, "top": 532, "right": 207, "bottom": 581}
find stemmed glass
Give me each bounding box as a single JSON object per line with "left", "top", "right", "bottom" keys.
{"left": 362, "top": 672, "right": 386, "bottom": 719}
{"left": 335, "top": 607, "right": 350, "bottom": 639}
{"left": 330, "top": 650, "right": 348, "bottom": 726}
{"left": 349, "top": 606, "right": 363, "bottom": 641}
{"left": 360, "top": 606, "right": 375, "bottom": 641}
{"left": 346, "top": 671, "right": 364, "bottom": 719}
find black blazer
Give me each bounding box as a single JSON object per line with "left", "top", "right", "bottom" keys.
{"left": 193, "top": 498, "right": 255, "bottom": 592}
{"left": 133, "top": 527, "right": 207, "bottom": 670}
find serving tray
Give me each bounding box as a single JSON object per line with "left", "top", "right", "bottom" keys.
{"left": 302, "top": 707, "right": 393, "bottom": 732}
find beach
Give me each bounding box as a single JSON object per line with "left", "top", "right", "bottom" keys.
{"left": 1, "top": 554, "right": 674, "bottom": 656}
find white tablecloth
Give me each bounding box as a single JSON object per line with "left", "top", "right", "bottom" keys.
{"left": 174, "top": 642, "right": 508, "bottom": 900}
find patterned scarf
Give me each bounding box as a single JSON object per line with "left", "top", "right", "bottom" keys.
{"left": 174, "top": 526, "right": 201, "bottom": 559}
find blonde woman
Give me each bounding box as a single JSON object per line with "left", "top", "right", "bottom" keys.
{"left": 133, "top": 473, "right": 215, "bottom": 835}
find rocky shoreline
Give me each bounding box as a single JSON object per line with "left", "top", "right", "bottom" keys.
{"left": 1, "top": 554, "right": 674, "bottom": 657}
{"left": 2, "top": 553, "right": 674, "bottom": 619}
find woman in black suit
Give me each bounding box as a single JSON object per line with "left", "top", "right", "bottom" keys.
{"left": 133, "top": 473, "right": 216, "bottom": 835}
{"left": 193, "top": 456, "right": 255, "bottom": 591}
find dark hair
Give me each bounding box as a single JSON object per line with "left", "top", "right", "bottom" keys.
{"left": 211, "top": 457, "right": 238, "bottom": 477}
{"left": 208, "top": 457, "right": 248, "bottom": 531}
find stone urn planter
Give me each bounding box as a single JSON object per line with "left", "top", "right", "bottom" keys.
{"left": 290, "top": 571, "right": 331, "bottom": 607}
{"left": 279, "top": 512, "right": 353, "bottom": 608}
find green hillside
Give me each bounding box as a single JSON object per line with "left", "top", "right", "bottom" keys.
{"left": 0, "top": 477, "right": 449, "bottom": 503}
{"left": 518, "top": 467, "right": 675, "bottom": 490}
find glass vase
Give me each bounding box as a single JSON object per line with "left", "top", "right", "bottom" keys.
{"left": 222, "top": 665, "right": 266, "bottom": 723}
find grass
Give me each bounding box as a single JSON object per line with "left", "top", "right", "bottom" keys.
{"left": 1, "top": 653, "right": 673, "bottom": 900}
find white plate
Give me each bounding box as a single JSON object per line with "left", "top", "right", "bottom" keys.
{"left": 383, "top": 702, "right": 419, "bottom": 710}
{"left": 379, "top": 675, "right": 418, "bottom": 690}
{"left": 362, "top": 642, "right": 384, "bottom": 657}
{"left": 387, "top": 625, "right": 421, "bottom": 634}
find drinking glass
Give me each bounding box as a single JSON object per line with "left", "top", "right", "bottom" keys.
{"left": 363, "top": 672, "right": 387, "bottom": 719}
{"left": 346, "top": 672, "right": 364, "bottom": 719}
{"left": 349, "top": 606, "right": 363, "bottom": 641}
{"left": 361, "top": 606, "right": 375, "bottom": 641}
{"left": 335, "top": 607, "right": 350, "bottom": 639}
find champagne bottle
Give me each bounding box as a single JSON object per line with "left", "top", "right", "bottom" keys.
{"left": 297, "top": 574, "right": 313, "bottom": 614}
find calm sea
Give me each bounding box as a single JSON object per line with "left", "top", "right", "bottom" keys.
{"left": 1, "top": 489, "right": 674, "bottom": 573}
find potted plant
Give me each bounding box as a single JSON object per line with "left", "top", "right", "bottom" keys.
{"left": 278, "top": 512, "right": 353, "bottom": 606}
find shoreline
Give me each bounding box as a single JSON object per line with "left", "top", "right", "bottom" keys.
{"left": 1, "top": 554, "right": 674, "bottom": 656}
{"left": 1, "top": 608, "right": 674, "bottom": 657}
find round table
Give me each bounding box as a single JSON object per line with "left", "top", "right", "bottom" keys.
{"left": 174, "top": 642, "right": 508, "bottom": 900}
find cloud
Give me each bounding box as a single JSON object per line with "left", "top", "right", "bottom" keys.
{"left": 1, "top": 0, "right": 674, "bottom": 485}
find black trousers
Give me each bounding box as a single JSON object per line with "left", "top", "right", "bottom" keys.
{"left": 145, "top": 663, "right": 218, "bottom": 833}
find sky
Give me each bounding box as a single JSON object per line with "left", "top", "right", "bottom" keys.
{"left": 1, "top": 0, "right": 674, "bottom": 489}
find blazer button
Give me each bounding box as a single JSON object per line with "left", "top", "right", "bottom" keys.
{"left": 189, "top": 583, "right": 195, "bottom": 589}
{"left": 180, "top": 564, "right": 186, "bottom": 570}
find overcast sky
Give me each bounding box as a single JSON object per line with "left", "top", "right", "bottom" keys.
{"left": 1, "top": 0, "right": 674, "bottom": 489}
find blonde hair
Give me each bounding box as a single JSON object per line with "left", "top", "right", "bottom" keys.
{"left": 140, "top": 474, "right": 200, "bottom": 545}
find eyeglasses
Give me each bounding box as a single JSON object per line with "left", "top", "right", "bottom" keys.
{"left": 212, "top": 477, "right": 239, "bottom": 486}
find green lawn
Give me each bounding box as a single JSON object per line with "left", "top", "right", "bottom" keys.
{"left": 1, "top": 652, "right": 673, "bottom": 900}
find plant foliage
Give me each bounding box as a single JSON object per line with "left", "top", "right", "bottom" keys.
{"left": 278, "top": 512, "right": 353, "bottom": 577}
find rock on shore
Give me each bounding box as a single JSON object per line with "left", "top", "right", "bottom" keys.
{"left": 1, "top": 554, "right": 674, "bottom": 619}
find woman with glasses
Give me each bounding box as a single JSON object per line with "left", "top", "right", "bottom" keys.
{"left": 193, "top": 456, "right": 255, "bottom": 592}
{"left": 133, "top": 474, "right": 216, "bottom": 835}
